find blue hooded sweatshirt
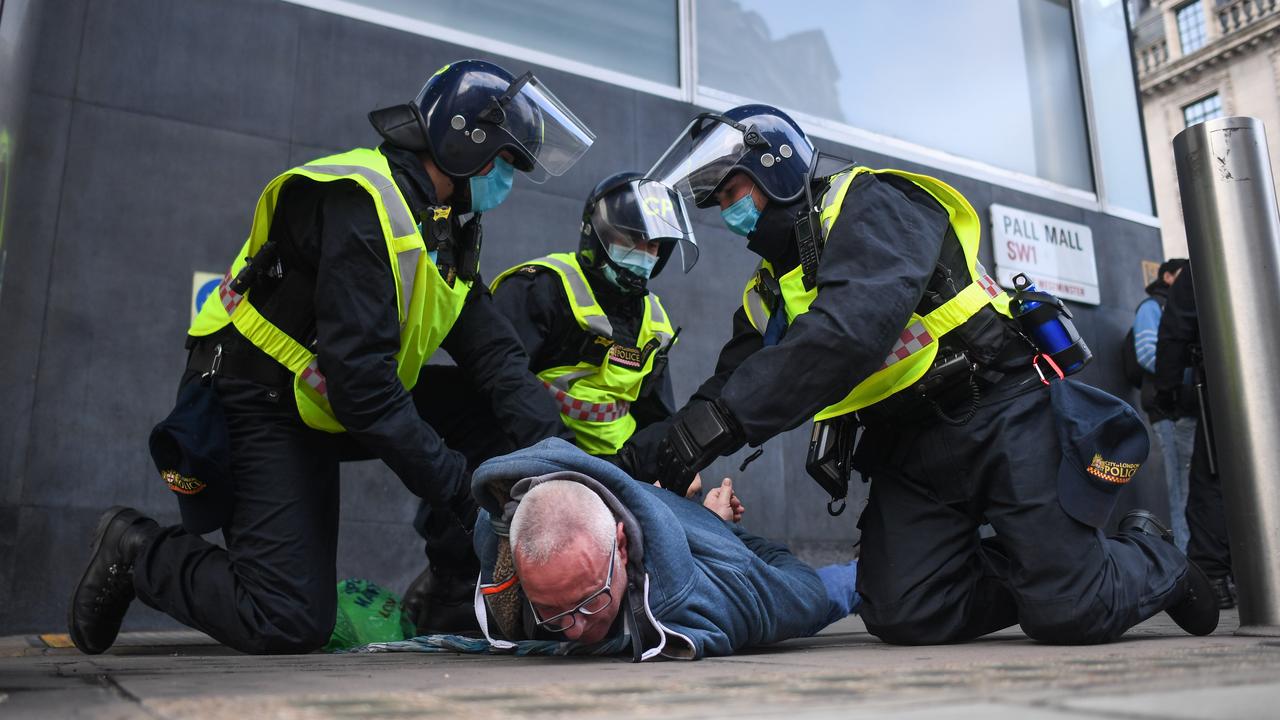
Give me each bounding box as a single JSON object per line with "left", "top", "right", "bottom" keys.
{"left": 470, "top": 438, "right": 833, "bottom": 660}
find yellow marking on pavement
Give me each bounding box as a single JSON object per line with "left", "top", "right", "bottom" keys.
{"left": 39, "top": 634, "right": 75, "bottom": 648}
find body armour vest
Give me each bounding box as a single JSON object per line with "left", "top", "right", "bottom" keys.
{"left": 492, "top": 253, "right": 676, "bottom": 455}
{"left": 740, "top": 167, "right": 1013, "bottom": 421}
{"left": 189, "top": 148, "right": 473, "bottom": 432}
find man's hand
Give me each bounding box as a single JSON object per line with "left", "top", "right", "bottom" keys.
{"left": 703, "top": 477, "right": 746, "bottom": 523}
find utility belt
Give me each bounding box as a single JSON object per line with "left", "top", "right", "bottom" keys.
{"left": 186, "top": 331, "right": 292, "bottom": 388}
{"left": 804, "top": 346, "right": 1017, "bottom": 516}
{"left": 806, "top": 313, "right": 1053, "bottom": 512}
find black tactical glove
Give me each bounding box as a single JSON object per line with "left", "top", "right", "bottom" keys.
{"left": 652, "top": 400, "right": 744, "bottom": 497}
{"left": 422, "top": 475, "right": 480, "bottom": 577}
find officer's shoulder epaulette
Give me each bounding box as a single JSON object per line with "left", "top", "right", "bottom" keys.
{"left": 517, "top": 264, "right": 549, "bottom": 276}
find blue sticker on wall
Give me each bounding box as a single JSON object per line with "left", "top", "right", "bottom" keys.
{"left": 191, "top": 272, "right": 222, "bottom": 321}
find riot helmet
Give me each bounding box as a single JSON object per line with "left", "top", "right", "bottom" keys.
{"left": 578, "top": 172, "right": 698, "bottom": 294}
{"left": 648, "top": 104, "right": 815, "bottom": 209}
{"left": 369, "top": 60, "right": 595, "bottom": 183}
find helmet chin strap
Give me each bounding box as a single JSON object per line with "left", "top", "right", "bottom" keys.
{"left": 584, "top": 251, "right": 646, "bottom": 295}
{"left": 446, "top": 171, "right": 473, "bottom": 213}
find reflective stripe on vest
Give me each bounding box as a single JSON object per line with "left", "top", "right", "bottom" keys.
{"left": 740, "top": 167, "right": 1012, "bottom": 420}
{"left": 491, "top": 252, "right": 677, "bottom": 455}
{"left": 189, "top": 148, "right": 471, "bottom": 429}
{"left": 544, "top": 381, "right": 631, "bottom": 423}
{"left": 302, "top": 164, "right": 417, "bottom": 238}
{"left": 535, "top": 254, "right": 614, "bottom": 338}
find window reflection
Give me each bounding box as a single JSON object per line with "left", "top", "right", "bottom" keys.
{"left": 696, "top": 0, "right": 1093, "bottom": 191}
{"left": 350, "top": 0, "right": 680, "bottom": 85}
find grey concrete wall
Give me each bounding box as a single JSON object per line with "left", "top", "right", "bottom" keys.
{"left": 0, "top": 0, "right": 1167, "bottom": 634}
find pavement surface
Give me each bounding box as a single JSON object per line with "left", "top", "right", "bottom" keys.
{"left": 1, "top": 610, "right": 1277, "bottom": 719}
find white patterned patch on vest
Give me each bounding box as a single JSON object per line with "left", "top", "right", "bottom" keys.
{"left": 218, "top": 272, "right": 244, "bottom": 315}
{"left": 300, "top": 360, "right": 328, "bottom": 397}
{"left": 978, "top": 274, "right": 1002, "bottom": 299}
{"left": 880, "top": 322, "right": 934, "bottom": 370}
{"left": 543, "top": 382, "right": 629, "bottom": 423}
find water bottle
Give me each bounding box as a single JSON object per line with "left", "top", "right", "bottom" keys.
{"left": 1011, "top": 273, "right": 1091, "bottom": 374}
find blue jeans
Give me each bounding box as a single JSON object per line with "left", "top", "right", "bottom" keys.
{"left": 817, "top": 561, "right": 861, "bottom": 624}
{"left": 1151, "top": 417, "right": 1196, "bottom": 551}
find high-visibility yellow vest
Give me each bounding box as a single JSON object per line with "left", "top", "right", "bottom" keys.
{"left": 492, "top": 253, "right": 676, "bottom": 455}
{"left": 189, "top": 148, "right": 472, "bottom": 432}
{"left": 740, "top": 167, "right": 1012, "bottom": 421}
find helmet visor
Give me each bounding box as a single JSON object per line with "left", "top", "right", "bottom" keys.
{"left": 647, "top": 115, "right": 749, "bottom": 208}
{"left": 502, "top": 74, "right": 596, "bottom": 184}
{"left": 592, "top": 179, "right": 699, "bottom": 274}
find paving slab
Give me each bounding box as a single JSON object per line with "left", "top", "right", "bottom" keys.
{"left": 1, "top": 611, "right": 1276, "bottom": 719}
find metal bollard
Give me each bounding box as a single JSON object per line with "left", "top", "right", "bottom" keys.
{"left": 1173, "top": 116, "right": 1280, "bottom": 636}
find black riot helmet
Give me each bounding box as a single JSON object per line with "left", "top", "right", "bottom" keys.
{"left": 578, "top": 172, "right": 698, "bottom": 294}
{"left": 648, "top": 104, "right": 816, "bottom": 208}
{"left": 369, "top": 60, "right": 595, "bottom": 182}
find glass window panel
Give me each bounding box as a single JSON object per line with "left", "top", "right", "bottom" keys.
{"left": 696, "top": 0, "right": 1093, "bottom": 191}
{"left": 1078, "top": 0, "right": 1154, "bottom": 214}
{"left": 1183, "top": 93, "right": 1223, "bottom": 127}
{"left": 342, "top": 0, "right": 679, "bottom": 85}
{"left": 1177, "top": 1, "right": 1207, "bottom": 54}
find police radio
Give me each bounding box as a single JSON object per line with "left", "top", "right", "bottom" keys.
{"left": 794, "top": 157, "right": 825, "bottom": 291}
{"left": 805, "top": 415, "right": 858, "bottom": 516}
{"left": 794, "top": 152, "right": 855, "bottom": 291}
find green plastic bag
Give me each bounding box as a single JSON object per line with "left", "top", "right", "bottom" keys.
{"left": 324, "top": 578, "right": 417, "bottom": 652}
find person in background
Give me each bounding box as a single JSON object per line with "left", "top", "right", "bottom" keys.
{"left": 1155, "top": 265, "right": 1236, "bottom": 609}
{"left": 1132, "top": 258, "right": 1194, "bottom": 550}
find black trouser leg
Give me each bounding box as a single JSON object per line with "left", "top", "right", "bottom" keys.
{"left": 857, "top": 461, "right": 1021, "bottom": 645}
{"left": 858, "top": 380, "right": 1188, "bottom": 646}
{"left": 1185, "top": 419, "right": 1232, "bottom": 579}
{"left": 977, "top": 388, "right": 1186, "bottom": 644}
{"left": 133, "top": 377, "right": 340, "bottom": 654}
{"left": 412, "top": 365, "right": 516, "bottom": 571}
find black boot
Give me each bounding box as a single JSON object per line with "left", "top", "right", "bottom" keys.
{"left": 1119, "top": 509, "right": 1219, "bottom": 636}
{"left": 401, "top": 564, "right": 480, "bottom": 636}
{"left": 67, "top": 507, "right": 159, "bottom": 654}
{"left": 1210, "top": 576, "right": 1237, "bottom": 609}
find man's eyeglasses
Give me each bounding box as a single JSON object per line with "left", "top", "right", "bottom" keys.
{"left": 529, "top": 536, "right": 617, "bottom": 633}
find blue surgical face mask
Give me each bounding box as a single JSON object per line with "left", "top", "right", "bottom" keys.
{"left": 721, "top": 194, "right": 761, "bottom": 236}
{"left": 606, "top": 243, "right": 658, "bottom": 280}
{"left": 469, "top": 156, "right": 514, "bottom": 213}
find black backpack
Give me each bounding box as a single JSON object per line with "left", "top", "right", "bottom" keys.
{"left": 1120, "top": 296, "right": 1166, "bottom": 389}
{"left": 1120, "top": 326, "right": 1144, "bottom": 389}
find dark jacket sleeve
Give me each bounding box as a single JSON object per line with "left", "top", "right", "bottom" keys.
{"left": 489, "top": 268, "right": 562, "bottom": 364}
{"left": 718, "top": 174, "right": 949, "bottom": 444}
{"left": 442, "top": 281, "right": 575, "bottom": 448}
{"left": 626, "top": 307, "right": 765, "bottom": 457}
{"left": 310, "top": 183, "right": 467, "bottom": 503}
{"left": 632, "top": 366, "right": 677, "bottom": 431}
{"left": 1155, "top": 269, "right": 1199, "bottom": 392}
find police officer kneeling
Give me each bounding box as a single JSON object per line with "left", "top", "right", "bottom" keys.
{"left": 67, "top": 61, "right": 593, "bottom": 655}
{"left": 626, "top": 105, "right": 1219, "bottom": 645}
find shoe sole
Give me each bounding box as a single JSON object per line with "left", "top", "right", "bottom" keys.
{"left": 67, "top": 506, "right": 132, "bottom": 655}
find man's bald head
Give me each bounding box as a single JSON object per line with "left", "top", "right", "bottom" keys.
{"left": 510, "top": 481, "right": 615, "bottom": 564}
